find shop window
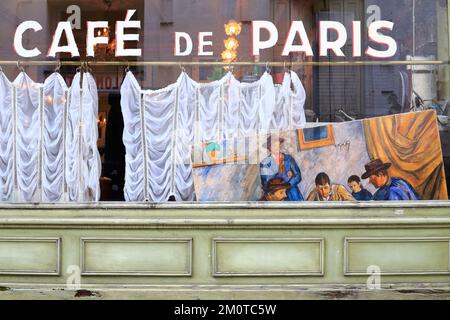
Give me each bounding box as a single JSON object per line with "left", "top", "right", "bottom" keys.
{"left": 0, "top": 0, "right": 448, "bottom": 203}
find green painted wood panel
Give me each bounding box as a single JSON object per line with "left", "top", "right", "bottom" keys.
{"left": 345, "top": 237, "right": 450, "bottom": 275}
{"left": 81, "top": 238, "right": 192, "bottom": 276}
{"left": 213, "top": 238, "right": 323, "bottom": 276}
{"left": 0, "top": 238, "right": 60, "bottom": 275}
{"left": 0, "top": 203, "right": 449, "bottom": 299}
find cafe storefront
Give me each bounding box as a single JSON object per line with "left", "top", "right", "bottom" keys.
{"left": 0, "top": 0, "right": 450, "bottom": 299}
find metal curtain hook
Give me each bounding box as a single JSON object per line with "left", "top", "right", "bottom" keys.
{"left": 125, "top": 61, "right": 131, "bottom": 73}
{"left": 55, "top": 60, "right": 61, "bottom": 73}
{"left": 284, "top": 61, "right": 291, "bottom": 73}
{"left": 179, "top": 63, "right": 185, "bottom": 73}
{"left": 265, "top": 62, "right": 271, "bottom": 74}
{"left": 85, "top": 61, "right": 92, "bottom": 73}
{"left": 76, "top": 61, "right": 83, "bottom": 73}
{"left": 17, "top": 61, "right": 25, "bottom": 73}
{"left": 227, "top": 61, "right": 234, "bottom": 73}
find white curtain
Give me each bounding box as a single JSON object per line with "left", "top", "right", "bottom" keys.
{"left": 121, "top": 70, "right": 306, "bottom": 202}
{"left": 14, "top": 72, "right": 41, "bottom": 202}
{"left": 192, "top": 71, "right": 278, "bottom": 142}
{"left": 42, "top": 72, "right": 68, "bottom": 202}
{"left": 271, "top": 71, "right": 306, "bottom": 131}
{"left": 0, "top": 72, "right": 13, "bottom": 201}
{"left": 290, "top": 71, "right": 307, "bottom": 128}
{"left": 83, "top": 72, "right": 101, "bottom": 201}
{"left": 65, "top": 72, "right": 101, "bottom": 202}
{"left": 0, "top": 71, "right": 100, "bottom": 203}
{"left": 121, "top": 72, "right": 196, "bottom": 202}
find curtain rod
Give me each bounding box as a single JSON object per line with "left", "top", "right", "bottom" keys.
{"left": 0, "top": 60, "right": 447, "bottom": 67}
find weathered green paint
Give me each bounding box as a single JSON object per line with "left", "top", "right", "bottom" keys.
{"left": 81, "top": 238, "right": 192, "bottom": 276}
{"left": 213, "top": 238, "right": 323, "bottom": 276}
{"left": 345, "top": 237, "right": 450, "bottom": 275}
{"left": 0, "top": 238, "right": 60, "bottom": 275}
{"left": 0, "top": 202, "right": 449, "bottom": 299}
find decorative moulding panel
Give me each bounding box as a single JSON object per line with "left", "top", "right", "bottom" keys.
{"left": 344, "top": 237, "right": 450, "bottom": 276}
{"left": 80, "top": 238, "right": 192, "bottom": 276}
{"left": 212, "top": 238, "right": 324, "bottom": 276}
{"left": 0, "top": 237, "right": 61, "bottom": 275}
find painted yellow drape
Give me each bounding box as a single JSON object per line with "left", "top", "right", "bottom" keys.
{"left": 363, "top": 110, "right": 448, "bottom": 200}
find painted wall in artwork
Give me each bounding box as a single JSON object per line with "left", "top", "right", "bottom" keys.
{"left": 193, "top": 111, "right": 448, "bottom": 201}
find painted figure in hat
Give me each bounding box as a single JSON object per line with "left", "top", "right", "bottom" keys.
{"left": 361, "top": 159, "right": 420, "bottom": 201}
{"left": 259, "top": 178, "right": 290, "bottom": 201}
{"left": 260, "top": 136, "right": 304, "bottom": 201}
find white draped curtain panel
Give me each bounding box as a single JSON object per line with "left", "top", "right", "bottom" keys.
{"left": 121, "top": 70, "right": 306, "bottom": 202}
{"left": 1, "top": 68, "right": 305, "bottom": 203}
{"left": 0, "top": 71, "right": 101, "bottom": 203}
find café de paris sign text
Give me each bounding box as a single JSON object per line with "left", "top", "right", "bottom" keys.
{"left": 14, "top": 9, "right": 397, "bottom": 59}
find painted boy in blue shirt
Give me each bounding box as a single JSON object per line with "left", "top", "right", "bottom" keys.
{"left": 347, "top": 175, "right": 373, "bottom": 201}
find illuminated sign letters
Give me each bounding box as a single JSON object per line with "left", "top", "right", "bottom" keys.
{"left": 13, "top": 9, "right": 397, "bottom": 59}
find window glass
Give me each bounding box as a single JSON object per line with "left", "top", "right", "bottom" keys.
{"left": 0, "top": 0, "right": 448, "bottom": 202}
